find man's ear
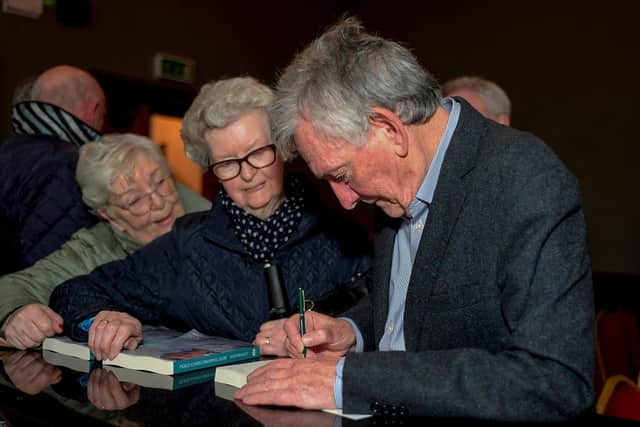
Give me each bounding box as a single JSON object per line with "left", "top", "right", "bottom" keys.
{"left": 369, "top": 107, "right": 409, "bottom": 157}
{"left": 97, "top": 208, "right": 126, "bottom": 233}
{"left": 496, "top": 114, "right": 511, "bottom": 126}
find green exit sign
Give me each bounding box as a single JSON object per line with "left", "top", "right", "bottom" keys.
{"left": 153, "top": 53, "right": 195, "bottom": 83}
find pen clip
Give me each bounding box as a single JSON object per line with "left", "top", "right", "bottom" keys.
{"left": 304, "top": 299, "right": 314, "bottom": 311}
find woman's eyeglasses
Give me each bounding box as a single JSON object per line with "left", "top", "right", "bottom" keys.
{"left": 208, "top": 144, "right": 277, "bottom": 181}
{"left": 112, "top": 175, "right": 175, "bottom": 216}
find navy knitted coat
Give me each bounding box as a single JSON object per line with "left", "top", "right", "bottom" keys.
{"left": 0, "top": 135, "right": 96, "bottom": 274}
{"left": 50, "top": 184, "right": 373, "bottom": 342}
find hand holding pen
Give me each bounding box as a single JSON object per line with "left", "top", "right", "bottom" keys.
{"left": 283, "top": 308, "right": 357, "bottom": 359}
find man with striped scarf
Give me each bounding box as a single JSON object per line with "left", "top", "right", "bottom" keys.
{"left": 0, "top": 65, "right": 106, "bottom": 274}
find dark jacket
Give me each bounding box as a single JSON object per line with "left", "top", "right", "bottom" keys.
{"left": 50, "top": 182, "right": 373, "bottom": 342}
{"left": 341, "top": 100, "right": 594, "bottom": 420}
{"left": 0, "top": 134, "right": 96, "bottom": 274}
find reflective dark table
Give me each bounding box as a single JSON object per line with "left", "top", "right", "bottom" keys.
{"left": 0, "top": 349, "right": 634, "bottom": 427}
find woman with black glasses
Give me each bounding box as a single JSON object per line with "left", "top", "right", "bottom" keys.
{"left": 49, "top": 77, "right": 372, "bottom": 362}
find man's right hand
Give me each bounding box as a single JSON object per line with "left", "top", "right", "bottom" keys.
{"left": 88, "top": 310, "right": 142, "bottom": 361}
{"left": 1, "top": 303, "right": 63, "bottom": 349}
{"left": 283, "top": 311, "right": 356, "bottom": 359}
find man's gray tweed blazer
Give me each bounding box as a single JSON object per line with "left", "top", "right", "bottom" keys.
{"left": 342, "top": 99, "right": 594, "bottom": 421}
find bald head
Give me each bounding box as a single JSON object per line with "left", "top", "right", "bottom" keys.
{"left": 442, "top": 76, "right": 511, "bottom": 126}
{"left": 32, "top": 65, "right": 106, "bottom": 131}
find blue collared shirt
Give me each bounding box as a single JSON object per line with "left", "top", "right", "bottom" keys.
{"left": 334, "top": 98, "right": 461, "bottom": 408}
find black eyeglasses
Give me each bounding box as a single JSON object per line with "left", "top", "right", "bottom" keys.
{"left": 208, "top": 144, "right": 277, "bottom": 181}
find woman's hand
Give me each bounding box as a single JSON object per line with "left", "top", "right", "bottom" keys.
{"left": 1, "top": 303, "right": 63, "bottom": 349}
{"left": 253, "top": 318, "right": 288, "bottom": 356}
{"left": 88, "top": 311, "right": 142, "bottom": 361}
{"left": 87, "top": 368, "right": 140, "bottom": 410}
{"left": 3, "top": 351, "right": 62, "bottom": 395}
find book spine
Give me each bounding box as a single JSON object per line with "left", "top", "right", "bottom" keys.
{"left": 173, "top": 368, "right": 216, "bottom": 389}
{"left": 173, "top": 347, "right": 260, "bottom": 374}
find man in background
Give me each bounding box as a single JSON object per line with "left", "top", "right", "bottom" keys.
{"left": 0, "top": 65, "right": 106, "bottom": 274}
{"left": 442, "top": 75, "right": 511, "bottom": 125}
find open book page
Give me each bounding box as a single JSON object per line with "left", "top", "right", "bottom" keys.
{"left": 321, "top": 409, "right": 371, "bottom": 421}
{"left": 214, "top": 358, "right": 372, "bottom": 420}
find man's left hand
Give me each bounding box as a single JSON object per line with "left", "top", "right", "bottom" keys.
{"left": 234, "top": 358, "right": 337, "bottom": 409}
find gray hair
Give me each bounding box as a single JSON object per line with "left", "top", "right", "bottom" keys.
{"left": 76, "top": 133, "right": 167, "bottom": 212}
{"left": 181, "top": 76, "right": 275, "bottom": 166}
{"left": 270, "top": 17, "right": 441, "bottom": 160}
{"left": 442, "top": 76, "right": 511, "bottom": 120}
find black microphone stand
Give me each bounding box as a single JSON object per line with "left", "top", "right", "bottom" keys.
{"left": 264, "top": 262, "right": 290, "bottom": 319}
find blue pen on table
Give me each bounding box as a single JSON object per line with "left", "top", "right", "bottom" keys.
{"left": 298, "top": 287, "right": 307, "bottom": 357}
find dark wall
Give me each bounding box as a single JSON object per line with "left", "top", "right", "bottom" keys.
{"left": 0, "top": 0, "right": 638, "bottom": 274}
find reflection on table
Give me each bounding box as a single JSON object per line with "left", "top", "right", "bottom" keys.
{"left": 0, "top": 349, "right": 635, "bottom": 426}
{"left": 0, "top": 349, "right": 339, "bottom": 427}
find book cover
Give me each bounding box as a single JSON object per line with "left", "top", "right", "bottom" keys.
{"left": 42, "top": 324, "right": 191, "bottom": 361}
{"left": 103, "top": 365, "right": 216, "bottom": 391}
{"left": 43, "top": 326, "right": 260, "bottom": 376}
{"left": 102, "top": 329, "right": 259, "bottom": 375}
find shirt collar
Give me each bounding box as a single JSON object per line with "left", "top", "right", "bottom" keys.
{"left": 407, "top": 97, "right": 461, "bottom": 218}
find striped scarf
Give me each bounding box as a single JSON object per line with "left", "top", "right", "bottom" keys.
{"left": 11, "top": 101, "right": 101, "bottom": 147}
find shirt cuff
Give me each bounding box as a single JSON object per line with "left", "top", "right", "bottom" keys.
{"left": 78, "top": 316, "right": 96, "bottom": 333}
{"left": 334, "top": 357, "right": 345, "bottom": 409}
{"left": 339, "top": 317, "right": 364, "bottom": 352}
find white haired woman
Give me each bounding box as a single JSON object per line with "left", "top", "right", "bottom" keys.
{"left": 50, "top": 77, "right": 372, "bottom": 362}
{"left": 0, "top": 134, "right": 210, "bottom": 349}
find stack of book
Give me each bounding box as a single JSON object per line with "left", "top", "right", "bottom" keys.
{"left": 42, "top": 325, "right": 259, "bottom": 378}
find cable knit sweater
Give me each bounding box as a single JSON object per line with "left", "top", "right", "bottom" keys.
{"left": 50, "top": 179, "right": 373, "bottom": 342}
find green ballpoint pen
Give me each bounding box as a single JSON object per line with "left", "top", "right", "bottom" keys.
{"left": 298, "top": 287, "right": 307, "bottom": 357}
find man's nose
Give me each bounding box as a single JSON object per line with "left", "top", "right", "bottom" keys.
{"left": 329, "top": 181, "right": 359, "bottom": 210}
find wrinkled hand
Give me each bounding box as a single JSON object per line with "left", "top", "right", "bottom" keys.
{"left": 235, "top": 400, "right": 336, "bottom": 427}
{"left": 253, "top": 319, "right": 288, "bottom": 356}
{"left": 89, "top": 311, "right": 142, "bottom": 361}
{"left": 283, "top": 311, "right": 356, "bottom": 359}
{"left": 3, "top": 351, "right": 62, "bottom": 395}
{"left": 235, "top": 358, "right": 337, "bottom": 409}
{"left": 87, "top": 368, "right": 140, "bottom": 410}
{"left": 1, "top": 304, "right": 63, "bottom": 349}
